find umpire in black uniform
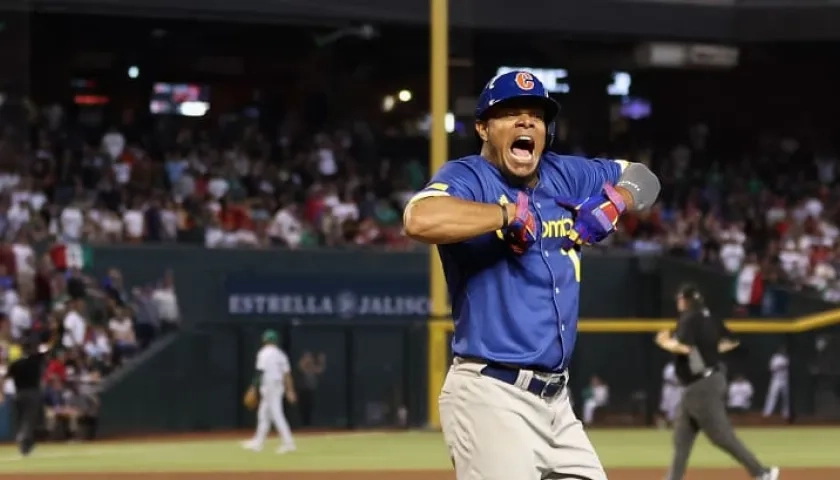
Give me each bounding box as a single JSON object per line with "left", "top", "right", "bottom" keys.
{"left": 655, "top": 284, "right": 779, "bottom": 480}
{"left": 3, "top": 337, "right": 49, "bottom": 456}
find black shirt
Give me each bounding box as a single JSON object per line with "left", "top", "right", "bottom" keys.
{"left": 8, "top": 352, "right": 46, "bottom": 391}
{"left": 674, "top": 308, "right": 734, "bottom": 385}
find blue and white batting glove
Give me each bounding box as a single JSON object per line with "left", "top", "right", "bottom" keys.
{"left": 555, "top": 183, "right": 626, "bottom": 251}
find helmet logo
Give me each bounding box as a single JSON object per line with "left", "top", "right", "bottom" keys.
{"left": 515, "top": 72, "right": 535, "bottom": 91}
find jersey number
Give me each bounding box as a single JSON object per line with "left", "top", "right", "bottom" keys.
{"left": 561, "top": 249, "right": 581, "bottom": 283}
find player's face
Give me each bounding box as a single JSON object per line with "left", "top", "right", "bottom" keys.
{"left": 476, "top": 104, "right": 547, "bottom": 180}
{"left": 675, "top": 295, "right": 687, "bottom": 313}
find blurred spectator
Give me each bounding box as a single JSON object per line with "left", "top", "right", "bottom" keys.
{"left": 9, "top": 296, "right": 32, "bottom": 341}
{"left": 43, "top": 375, "right": 79, "bottom": 439}
{"left": 102, "top": 268, "right": 128, "bottom": 307}
{"left": 132, "top": 287, "right": 160, "bottom": 349}
{"left": 12, "top": 230, "right": 36, "bottom": 300}
{"left": 108, "top": 307, "right": 138, "bottom": 363}
{"left": 267, "top": 202, "right": 305, "bottom": 249}
{"left": 44, "top": 350, "right": 68, "bottom": 384}
{"left": 719, "top": 224, "right": 747, "bottom": 274}
{"left": 58, "top": 201, "right": 85, "bottom": 243}
{"left": 151, "top": 270, "right": 180, "bottom": 334}
{"left": 123, "top": 198, "right": 145, "bottom": 243}
{"left": 101, "top": 127, "right": 126, "bottom": 162}
{"left": 83, "top": 325, "right": 112, "bottom": 365}
{"left": 61, "top": 298, "right": 87, "bottom": 349}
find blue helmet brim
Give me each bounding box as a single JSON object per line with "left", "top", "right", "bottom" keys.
{"left": 477, "top": 94, "right": 559, "bottom": 122}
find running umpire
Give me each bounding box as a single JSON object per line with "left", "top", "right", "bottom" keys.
{"left": 3, "top": 337, "right": 50, "bottom": 457}
{"left": 655, "top": 284, "right": 779, "bottom": 480}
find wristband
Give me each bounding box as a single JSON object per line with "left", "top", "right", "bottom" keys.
{"left": 500, "top": 204, "right": 509, "bottom": 228}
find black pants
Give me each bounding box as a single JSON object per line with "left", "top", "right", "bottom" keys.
{"left": 14, "top": 389, "right": 41, "bottom": 456}
{"left": 665, "top": 372, "right": 767, "bottom": 479}
{"left": 134, "top": 323, "right": 156, "bottom": 350}
{"left": 298, "top": 388, "right": 315, "bottom": 427}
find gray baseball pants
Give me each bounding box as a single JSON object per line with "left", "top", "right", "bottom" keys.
{"left": 665, "top": 372, "right": 768, "bottom": 480}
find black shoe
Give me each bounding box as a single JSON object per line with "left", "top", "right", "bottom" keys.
{"left": 19, "top": 438, "right": 35, "bottom": 456}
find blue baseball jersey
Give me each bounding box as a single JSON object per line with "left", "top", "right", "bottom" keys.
{"left": 412, "top": 152, "right": 626, "bottom": 371}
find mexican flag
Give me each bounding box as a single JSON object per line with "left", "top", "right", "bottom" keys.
{"left": 734, "top": 263, "right": 763, "bottom": 307}
{"left": 50, "top": 243, "right": 94, "bottom": 270}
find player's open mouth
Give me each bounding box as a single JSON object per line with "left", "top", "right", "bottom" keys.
{"left": 510, "top": 136, "right": 535, "bottom": 161}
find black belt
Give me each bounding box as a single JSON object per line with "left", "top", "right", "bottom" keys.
{"left": 684, "top": 367, "right": 717, "bottom": 386}
{"left": 480, "top": 363, "right": 567, "bottom": 400}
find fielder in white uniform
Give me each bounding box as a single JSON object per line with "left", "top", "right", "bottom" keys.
{"left": 242, "top": 329, "right": 297, "bottom": 454}
{"left": 659, "top": 361, "right": 683, "bottom": 424}
{"left": 762, "top": 347, "right": 790, "bottom": 418}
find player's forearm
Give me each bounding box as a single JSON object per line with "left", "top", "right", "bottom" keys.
{"left": 404, "top": 197, "right": 512, "bottom": 244}
{"left": 658, "top": 338, "right": 691, "bottom": 355}
{"left": 615, "top": 187, "right": 635, "bottom": 211}
{"left": 615, "top": 162, "right": 660, "bottom": 212}
{"left": 718, "top": 339, "right": 740, "bottom": 353}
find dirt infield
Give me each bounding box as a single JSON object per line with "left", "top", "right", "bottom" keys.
{"left": 7, "top": 468, "right": 840, "bottom": 480}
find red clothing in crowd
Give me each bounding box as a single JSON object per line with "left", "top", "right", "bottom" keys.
{"left": 218, "top": 205, "right": 250, "bottom": 230}
{"left": 0, "top": 245, "right": 17, "bottom": 277}
{"left": 304, "top": 195, "right": 326, "bottom": 225}
{"left": 44, "top": 359, "right": 67, "bottom": 383}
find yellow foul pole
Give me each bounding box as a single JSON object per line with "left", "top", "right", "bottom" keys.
{"left": 427, "top": 0, "right": 449, "bottom": 429}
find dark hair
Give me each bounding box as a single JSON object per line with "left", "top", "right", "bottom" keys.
{"left": 676, "top": 283, "right": 705, "bottom": 310}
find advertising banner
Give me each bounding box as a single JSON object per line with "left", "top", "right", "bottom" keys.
{"left": 226, "top": 273, "right": 429, "bottom": 319}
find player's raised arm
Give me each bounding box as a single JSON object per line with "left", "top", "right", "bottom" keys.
{"left": 554, "top": 155, "right": 661, "bottom": 250}
{"left": 404, "top": 196, "right": 513, "bottom": 245}
{"left": 561, "top": 155, "right": 661, "bottom": 212}
{"left": 403, "top": 162, "right": 514, "bottom": 245}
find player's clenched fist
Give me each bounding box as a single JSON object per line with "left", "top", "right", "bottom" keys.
{"left": 555, "top": 183, "right": 626, "bottom": 251}
{"left": 503, "top": 192, "right": 538, "bottom": 255}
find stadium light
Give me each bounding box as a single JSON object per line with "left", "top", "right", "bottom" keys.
{"left": 128, "top": 66, "right": 140, "bottom": 79}
{"left": 382, "top": 95, "right": 396, "bottom": 112}
{"left": 445, "top": 112, "right": 455, "bottom": 133}
{"left": 398, "top": 90, "right": 412, "bottom": 102}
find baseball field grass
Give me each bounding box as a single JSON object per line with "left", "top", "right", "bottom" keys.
{"left": 0, "top": 427, "right": 837, "bottom": 478}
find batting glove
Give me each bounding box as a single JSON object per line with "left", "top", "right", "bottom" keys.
{"left": 555, "top": 183, "right": 626, "bottom": 251}
{"left": 504, "top": 191, "right": 538, "bottom": 255}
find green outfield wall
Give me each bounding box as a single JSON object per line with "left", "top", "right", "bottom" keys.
{"left": 88, "top": 246, "right": 840, "bottom": 436}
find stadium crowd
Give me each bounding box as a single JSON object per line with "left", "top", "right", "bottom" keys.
{"left": 612, "top": 129, "right": 840, "bottom": 310}
{"left": 0, "top": 243, "right": 180, "bottom": 439}
{"left": 0, "top": 101, "right": 184, "bottom": 440}
{"left": 0, "top": 95, "right": 837, "bottom": 401}
{"left": 3, "top": 98, "right": 840, "bottom": 306}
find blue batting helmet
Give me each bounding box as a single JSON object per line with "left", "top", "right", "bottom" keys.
{"left": 475, "top": 70, "right": 560, "bottom": 144}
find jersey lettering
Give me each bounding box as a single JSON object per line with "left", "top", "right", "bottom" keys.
{"left": 542, "top": 219, "right": 573, "bottom": 239}
{"left": 562, "top": 249, "right": 581, "bottom": 283}
{"left": 422, "top": 154, "right": 624, "bottom": 370}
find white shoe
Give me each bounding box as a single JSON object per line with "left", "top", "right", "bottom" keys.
{"left": 241, "top": 440, "right": 263, "bottom": 452}
{"left": 276, "top": 444, "right": 296, "bottom": 454}
{"left": 758, "top": 467, "right": 779, "bottom": 480}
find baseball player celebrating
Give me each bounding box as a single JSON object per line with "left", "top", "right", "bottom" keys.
{"left": 241, "top": 330, "right": 297, "bottom": 454}
{"left": 403, "top": 70, "right": 661, "bottom": 480}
